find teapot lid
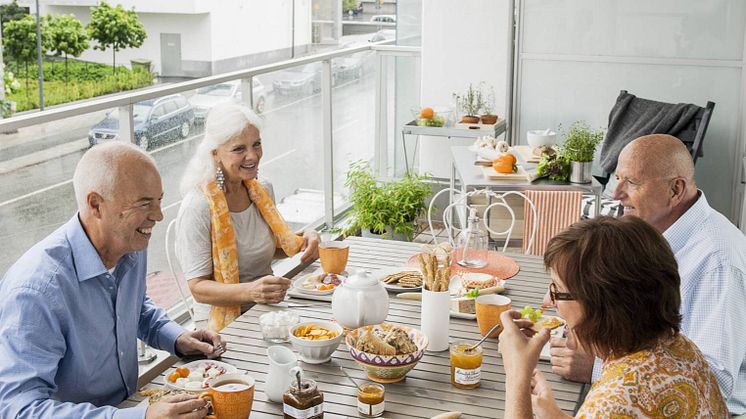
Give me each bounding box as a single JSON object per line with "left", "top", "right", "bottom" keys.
{"left": 344, "top": 269, "right": 378, "bottom": 289}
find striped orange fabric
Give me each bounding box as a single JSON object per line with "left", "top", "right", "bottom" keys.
{"left": 522, "top": 190, "right": 582, "bottom": 256}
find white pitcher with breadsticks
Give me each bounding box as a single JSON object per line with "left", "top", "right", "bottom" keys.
{"left": 419, "top": 243, "right": 451, "bottom": 352}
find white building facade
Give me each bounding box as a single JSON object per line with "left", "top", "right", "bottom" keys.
{"left": 24, "top": 0, "right": 312, "bottom": 77}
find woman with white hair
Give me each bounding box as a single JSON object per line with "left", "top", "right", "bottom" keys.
{"left": 176, "top": 103, "right": 320, "bottom": 331}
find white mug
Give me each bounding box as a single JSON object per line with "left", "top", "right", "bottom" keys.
{"left": 265, "top": 345, "right": 300, "bottom": 403}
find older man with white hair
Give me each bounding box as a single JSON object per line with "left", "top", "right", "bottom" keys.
{"left": 548, "top": 134, "right": 746, "bottom": 417}
{"left": 0, "top": 142, "right": 224, "bottom": 419}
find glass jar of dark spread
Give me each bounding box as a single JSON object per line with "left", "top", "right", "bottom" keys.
{"left": 283, "top": 378, "right": 323, "bottom": 419}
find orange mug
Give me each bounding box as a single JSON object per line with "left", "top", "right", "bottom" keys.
{"left": 199, "top": 374, "right": 255, "bottom": 419}
{"left": 318, "top": 241, "right": 349, "bottom": 274}
{"left": 475, "top": 295, "right": 511, "bottom": 338}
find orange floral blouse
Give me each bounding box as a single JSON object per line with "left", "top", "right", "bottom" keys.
{"left": 577, "top": 333, "right": 728, "bottom": 418}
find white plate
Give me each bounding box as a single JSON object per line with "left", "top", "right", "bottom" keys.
{"left": 447, "top": 276, "right": 507, "bottom": 320}
{"left": 165, "top": 360, "right": 238, "bottom": 392}
{"left": 372, "top": 266, "right": 423, "bottom": 293}
{"left": 292, "top": 272, "right": 345, "bottom": 296}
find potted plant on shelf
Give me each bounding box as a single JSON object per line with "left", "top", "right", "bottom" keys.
{"left": 479, "top": 84, "right": 498, "bottom": 125}
{"left": 342, "top": 161, "right": 431, "bottom": 241}
{"left": 561, "top": 121, "right": 604, "bottom": 183}
{"left": 453, "top": 83, "right": 483, "bottom": 124}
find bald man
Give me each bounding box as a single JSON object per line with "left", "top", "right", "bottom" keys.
{"left": 0, "top": 143, "right": 226, "bottom": 419}
{"left": 548, "top": 134, "right": 746, "bottom": 416}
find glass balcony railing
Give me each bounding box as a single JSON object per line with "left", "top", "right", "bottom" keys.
{"left": 0, "top": 42, "right": 421, "bottom": 317}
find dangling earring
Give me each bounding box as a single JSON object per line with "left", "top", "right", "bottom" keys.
{"left": 216, "top": 166, "right": 226, "bottom": 192}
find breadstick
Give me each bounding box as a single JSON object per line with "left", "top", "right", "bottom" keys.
{"left": 418, "top": 254, "right": 428, "bottom": 282}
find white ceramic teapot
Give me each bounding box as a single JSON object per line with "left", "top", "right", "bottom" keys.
{"left": 331, "top": 269, "right": 389, "bottom": 329}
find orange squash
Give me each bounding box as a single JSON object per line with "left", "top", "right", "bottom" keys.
{"left": 420, "top": 107, "right": 434, "bottom": 119}
{"left": 492, "top": 153, "right": 517, "bottom": 174}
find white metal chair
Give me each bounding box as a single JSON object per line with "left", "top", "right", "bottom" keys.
{"left": 165, "top": 218, "right": 195, "bottom": 323}
{"left": 427, "top": 188, "right": 539, "bottom": 254}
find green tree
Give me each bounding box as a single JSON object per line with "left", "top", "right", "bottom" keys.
{"left": 48, "top": 14, "right": 89, "bottom": 85}
{"left": 2, "top": 14, "right": 49, "bottom": 94}
{"left": 342, "top": 0, "right": 358, "bottom": 13}
{"left": 87, "top": 2, "right": 146, "bottom": 74}
{"left": 0, "top": 0, "right": 29, "bottom": 39}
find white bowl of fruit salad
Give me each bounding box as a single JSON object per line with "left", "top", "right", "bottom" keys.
{"left": 165, "top": 360, "right": 238, "bottom": 392}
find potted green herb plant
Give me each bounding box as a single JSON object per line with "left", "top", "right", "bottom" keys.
{"left": 343, "top": 161, "right": 431, "bottom": 241}
{"left": 479, "top": 84, "right": 498, "bottom": 125}
{"left": 561, "top": 121, "right": 604, "bottom": 183}
{"left": 453, "top": 83, "right": 483, "bottom": 124}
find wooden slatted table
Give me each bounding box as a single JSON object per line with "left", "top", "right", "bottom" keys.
{"left": 122, "top": 236, "right": 584, "bottom": 418}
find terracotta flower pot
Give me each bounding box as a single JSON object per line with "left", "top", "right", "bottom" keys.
{"left": 460, "top": 115, "right": 480, "bottom": 124}
{"left": 480, "top": 114, "right": 498, "bottom": 125}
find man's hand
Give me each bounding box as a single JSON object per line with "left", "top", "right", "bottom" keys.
{"left": 530, "top": 370, "right": 570, "bottom": 419}
{"left": 549, "top": 336, "right": 594, "bottom": 383}
{"left": 299, "top": 230, "right": 320, "bottom": 264}
{"left": 498, "top": 310, "right": 551, "bottom": 378}
{"left": 145, "top": 393, "right": 208, "bottom": 419}
{"left": 176, "top": 329, "right": 226, "bottom": 359}
{"left": 244, "top": 275, "right": 291, "bottom": 304}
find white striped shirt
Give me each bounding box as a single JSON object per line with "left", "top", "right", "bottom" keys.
{"left": 663, "top": 192, "right": 746, "bottom": 415}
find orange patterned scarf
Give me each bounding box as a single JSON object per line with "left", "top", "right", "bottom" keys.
{"left": 203, "top": 179, "right": 304, "bottom": 331}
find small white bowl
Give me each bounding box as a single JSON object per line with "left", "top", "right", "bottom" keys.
{"left": 288, "top": 320, "right": 344, "bottom": 364}
{"left": 526, "top": 130, "right": 556, "bottom": 148}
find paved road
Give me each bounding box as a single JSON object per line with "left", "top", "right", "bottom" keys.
{"left": 0, "top": 71, "right": 376, "bottom": 277}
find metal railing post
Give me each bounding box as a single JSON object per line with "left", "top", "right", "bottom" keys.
{"left": 321, "top": 59, "right": 334, "bottom": 227}
{"left": 241, "top": 78, "right": 253, "bottom": 109}
{"left": 118, "top": 104, "right": 135, "bottom": 145}
{"left": 374, "top": 52, "right": 387, "bottom": 178}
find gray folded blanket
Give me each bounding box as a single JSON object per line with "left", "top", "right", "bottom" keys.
{"left": 599, "top": 91, "right": 702, "bottom": 173}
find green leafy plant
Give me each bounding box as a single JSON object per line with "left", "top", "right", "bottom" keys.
{"left": 536, "top": 152, "right": 570, "bottom": 182}
{"left": 48, "top": 14, "right": 90, "bottom": 85}
{"left": 343, "top": 161, "right": 431, "bottom": 240}
{"left": 561, "top": 121, "right": 604, "bottom": 162}
{"left": 2, "top": 14, "right": 50, "bottom": 95}
{"left": 0, "top": 1, "right": 29, "bottom": 39}
{"left": 7, "top": 65, "right": 152, "bottom": 112}
{"left": 480, "top": 83, "right": 495, "bottom": 116}
{"left": 4, "top": 69, "right": 20, "bottom": 96}
{"left": 452, "top": 83, "right": 484, "bottom": 117}
{"left": 342, "top": 0, "right": 359, "bottom": 13}
{"left": 88, "top": 2, "right": 146, "bottom": 74}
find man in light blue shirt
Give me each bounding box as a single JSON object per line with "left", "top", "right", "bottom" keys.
{"left": 0, "top": 143, "right": 226, "bottom": 418}
{"left": 548, "top": 134, "right": 746, "bottom": 416}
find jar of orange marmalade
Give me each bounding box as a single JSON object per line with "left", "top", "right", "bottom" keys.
{"left": 450, "top": 341, "right": 483, "bottom": 389}
{"left": 357, "top": 383, "right": 385, "bottom": 417}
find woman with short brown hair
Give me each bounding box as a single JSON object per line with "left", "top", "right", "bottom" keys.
{"left": 499, "top": 216, "right": 727, "bottom": 418}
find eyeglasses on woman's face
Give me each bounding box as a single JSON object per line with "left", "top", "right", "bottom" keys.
{"left": 549, "top": 282, "right": 574, "bottom": 304}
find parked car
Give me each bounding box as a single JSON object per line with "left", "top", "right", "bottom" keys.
{"left": 273, "top": 58, "right": 368, "bottom": 97}
{"left": 190, "top": 79, "right": 267, "bottom": 123}
{"left": 332, "top": 55, "right": 364, "bottom": 85}
{"left": 88, "top": 94, "right": 194, "bottom": 151}
{"left": 273, "top": 63, "right": 322, "bottom": 97}
{"left": 369, "top": 29, "right": 396, "bottom": 43}
{"left": 370, "top": 15, "right": 396, "bottom": 23}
